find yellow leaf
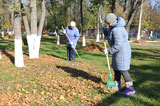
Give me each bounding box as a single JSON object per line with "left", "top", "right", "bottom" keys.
{"left": 60, "top": 95, "right": 65, "bottom": 100}
{"left": 41, "top": 91, "right": 45, "bottom": 95}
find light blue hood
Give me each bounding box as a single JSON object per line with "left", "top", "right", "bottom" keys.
{"left": 112, "top": 17, "right": 126, "bottom": 27}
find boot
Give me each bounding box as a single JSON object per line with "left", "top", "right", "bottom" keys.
{"left": 122, "top": 81, "right": 135, "bottom": 95}
{"left": 115, "top": 81, "right": 121, "bottom": 91}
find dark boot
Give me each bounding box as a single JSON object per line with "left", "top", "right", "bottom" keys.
{"left": 115, "top": 81, "right": 121, "bottom": 91}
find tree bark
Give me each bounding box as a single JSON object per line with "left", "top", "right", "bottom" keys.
{"left": 21, "top": 4, "right": 31, "bottom": 36}
{"left": 30, "top": 0, "right": 37, "bottom": 35}
{"left": 29, "top": 0, "right": 38, "bottom": 59}
{"left": 38, "top": 0, "right": 46, "bottom": 36}
{"left": 36, "top": 0, "right": 46, "bottom": 57}
{"left": 110, "top": 0, "right": 116, "bottom": 13}
{"left": 14, "top": 0, "right": 24, "bottom": 67}
{"left": 80, "top": 0, "right": 85, "bottom": 46}
{"left": 126, "top": 8, "right": 139, "bottom": 32}
{"left": 123, "top": 0, "right": 141, "bottom": 33}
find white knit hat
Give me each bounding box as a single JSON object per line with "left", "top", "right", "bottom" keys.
{"left": 70, "top": 21, "right": 76, "bottom": 27}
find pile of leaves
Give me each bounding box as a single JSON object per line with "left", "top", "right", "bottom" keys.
{"left": 42, "top": 34, "right": 53, "bottom": 39}
{"left": 133, "top": 40, "right": 146, "bottom": 43}
{"left": 82, "top": 42, "right": 104, "bottom": 52}
{"left": 3, "top": 34, "right": 14, "bottom": 40}
{"left": 78, "top": 37, "right": 90, "bottom": 43}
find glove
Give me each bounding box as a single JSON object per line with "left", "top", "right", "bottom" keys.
{"left": 104, "top": 49, "right": 108, "bottom": 55}
{"left": 70, "top": 42, "right": 74, "bottom": 46}
{"left": 63, "top": 30, "right": 66, "bottom": 34}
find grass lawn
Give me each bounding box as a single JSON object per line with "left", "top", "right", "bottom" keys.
{"left": 0, "top": 36, "right": 160, "bottom": 106}
{"left": 146, "top": 41, "right": 160, "bottom": 45}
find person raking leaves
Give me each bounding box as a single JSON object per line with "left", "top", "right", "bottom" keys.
{"left": 63, "top": 21, "right": 80, "bottom": 62}
{"left": 103, "top": 13, "right": 136, "bottom": 95}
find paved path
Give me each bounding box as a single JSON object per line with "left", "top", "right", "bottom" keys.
{"left": 86, "top": 38, "right": 160, "bottom": 48}
{"left": 130, "top": 42, "right": 160, "bottom": 48}
{"left": 129, "top": 41, "right": 160, "bottom": 48}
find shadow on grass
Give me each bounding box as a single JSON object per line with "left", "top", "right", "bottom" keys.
{"left": 96, "top": 64, "right": 160, "bottom": 106}
{"left": 132, "top": 47, "right": 160, "bottom": 60}
{"left": 1, "top": 49, "right": 14, "bottom": 64}
{"left": 49, "top": 54, "right": 67, "bottom": 60}
{"left": 56, "top": 65, "right": 102, "bottom": 84}
{"left": 132, "top": 51, "right": 160, "bottom": 60}
{"left": 96, "top": 91, "right": 155, "bottom": 106}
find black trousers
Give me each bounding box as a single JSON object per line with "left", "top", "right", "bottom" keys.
{"left": 114, "top": 70, "right": 131, "bottom": 82}
{"left": 67, "top": 46, "right": 75, "bottom": 62}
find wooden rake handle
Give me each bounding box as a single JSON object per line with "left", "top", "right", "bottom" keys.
{"left": 103, "top": 34, "right": 111, "bottom": 71}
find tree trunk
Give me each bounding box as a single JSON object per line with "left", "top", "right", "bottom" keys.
{"left": 1, "top": 16, "right": 5, "bottom": 38}
{"left": 36, "top": 0, "right": 46, "bottom": 58}
{"left": 9, "top": 12, "right": 12, "bottom": 31}
{"left": 30, "top": 0, "right": 38, "bottom": 59}
{"left": 126, "top": 8, "right": 139, "bottom": 33}
{"left": 124, "top": 0, "right": 141, "bottom": 34}
{"left": 137, "top": 0, "right": 143, "bottom": 40}
{"left": 21, "top": 4, "right": 30, "bottom": 36}
{"left": 80, "top": 0, "right": 85, "bottom": 46}
{"left": 21, "top": 3, "right": 31, "bottom": 50}
{"left": 14, "top": 0, "right": 24, "bottom": 67}
{"left": 110, "top": 0, "right": 116, "bottom": 13}
{"left": 38, "top": 0, "right": 46, "bottom": 36}
{"left": 96, "top": 11, "right": 100, "bottom": 42}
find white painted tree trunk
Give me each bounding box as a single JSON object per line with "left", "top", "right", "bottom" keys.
{"left": 14, "top": 0, "right": 24, "bottom": 67}
{"left": 96, "top": 34, "right": 100, "bottom": 42}
{"left": 0, "top": 52, "right": 2, "bottom": 59}
{"left": 96, "top": 23, "right": 100, "bottom": 42}
{"left": 35, "top": 35, "right": 41, "bottom": 58}
{"left": 82, "top": 35, "right": 85, "bottom": 46}
{"left": 27, "top": 34, "right": 41, "bottom": 59}
{"left": 96, "top": 17, "right": 100, "bottom": 42}
{"left": 149, "top": 31, "right": 153, "bottom": 40}
{"left": 150, "top": 31, "right": 153, "bottom": 37}
{"left": 57, "top": 33, "right": 60, "bottom": 45}
{"left": 137, "top": 0, "right": 143, "bottom": 40}
{"left": 14, "top": 39, "right": 25, "bottom": 67}
{"left": 27, "top": 35, "right": 34, "bottom": 59}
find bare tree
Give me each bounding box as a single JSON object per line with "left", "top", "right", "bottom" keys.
{"left": 123, "top": 0, "right": 142, "bottom": 33}
{"left": 22, "top": 0, "right": 46, "bottom": 59}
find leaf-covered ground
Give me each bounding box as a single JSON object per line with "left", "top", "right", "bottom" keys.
{"left": 0, "top": 51, "right": 109, "bottom": 105}
{"left": 0, "top": 37, "right": 160, "bottom": 106}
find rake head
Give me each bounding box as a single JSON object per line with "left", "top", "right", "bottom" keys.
{"left": 105, "top": 75, "right": 118, "bottom": 92}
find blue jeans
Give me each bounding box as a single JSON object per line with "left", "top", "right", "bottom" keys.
{"left": 67, "top": 46, "right": 75, "bottom": 62}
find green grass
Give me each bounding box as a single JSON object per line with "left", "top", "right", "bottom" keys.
{"left": 0, "top": 36, "right": 160, "bottom": 105}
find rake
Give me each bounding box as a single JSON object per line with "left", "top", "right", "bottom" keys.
{"left": 62, "top": 26, "right": 82, "bottom": 61}
{"left": 103, "top": 34, "right": 118, "bottom": 91}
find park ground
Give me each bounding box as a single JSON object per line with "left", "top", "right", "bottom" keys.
{"left": 0, "top": 36, "right": 160, "bottom": 106}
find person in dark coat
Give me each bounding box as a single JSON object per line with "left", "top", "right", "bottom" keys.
{"left": 64, "top": 21, "right": 79, "bottom": 62}
{"left": 104, "top": 13, "right": 135, "bottom": 95}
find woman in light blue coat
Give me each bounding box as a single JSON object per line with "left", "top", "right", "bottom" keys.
{"left": 104, "top": 13, "right": 135, "bottom": 95}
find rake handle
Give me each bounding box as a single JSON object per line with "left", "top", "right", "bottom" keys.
{"left": 103, "top": 34, "right": 111, "bottom": 73}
